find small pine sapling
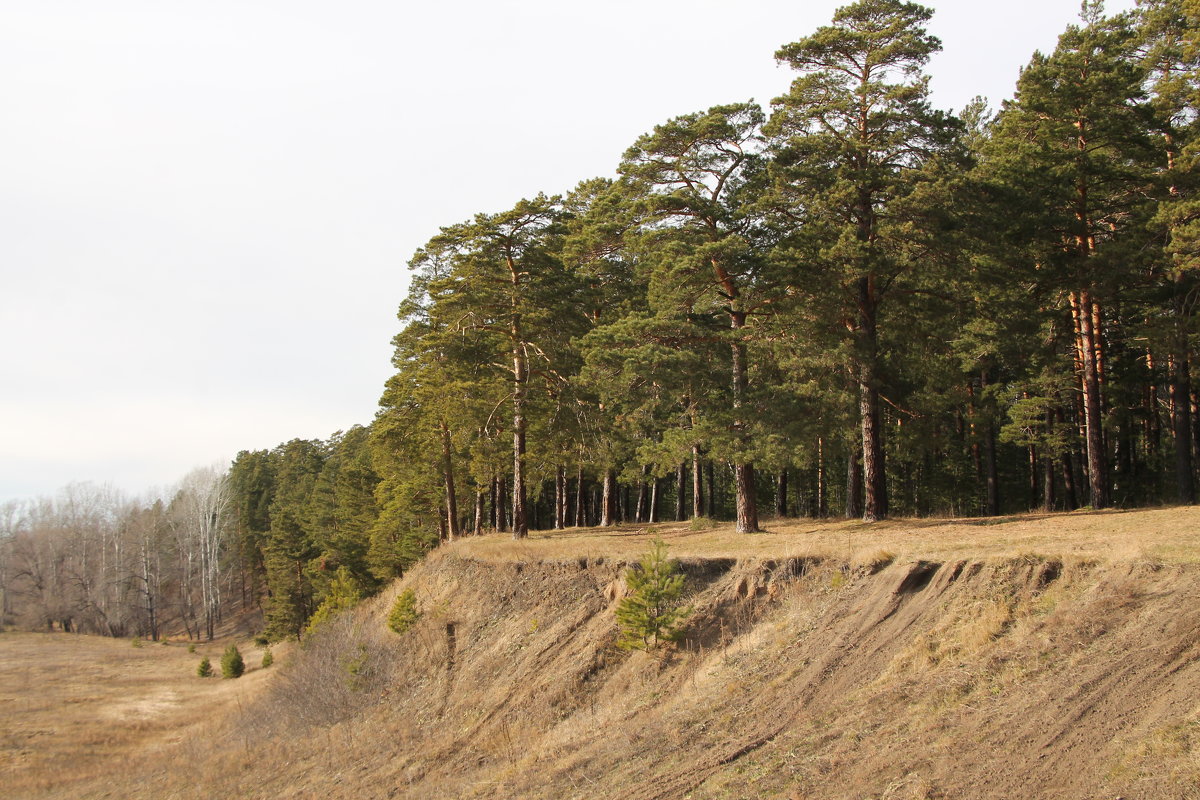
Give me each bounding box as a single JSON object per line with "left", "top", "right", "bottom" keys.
{"left": 221, "top": 644, "right": 245, "bottom": 679}
{"left": 305, "top": 566, "right": 363, "bottom": 637}
{"left": 197, "top": 657, "right": 213, "bottom": 678}
{"left": 387, "top": 588, "right": 420, "bottom": 634}
{"left": 616, "top": 536, "right": 689, "bottom": 650}
{"left": 261, "top": 647, "right": 274, "bottom": 668}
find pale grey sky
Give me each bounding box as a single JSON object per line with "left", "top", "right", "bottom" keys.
{"left": 0, "top": 0, "right": 1136, "bottom": 503}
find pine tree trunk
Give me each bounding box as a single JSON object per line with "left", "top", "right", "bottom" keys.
{"left": 574, "top": 468, "right": 585, "bottom": 528}
{"left": 473, "top": 490, "right": 484, "bottom": 536}
{"left": 1060, "top": 451, "right": 1079, "bottom": 512}
{"left": 734, "top": 463, "right": 758, "bottom": 533}
{"left": 1073, "top": 290, "right": 1109, "bottom": 508}
{"left": 509, "top": 250, "right": 529, "bottom": 538}
{"left": 846, "top": 442, "right": 863, "bottom": 519}
{"left": 983, "top": 418, "right": 1000, "bottom": 517}
{"left": 439, "top": 421, "right": 460, "bottom": 541}
{"left": 857, "top": 276, "right": 887, "bottom": 521}
{"left": 649, "top": 477, "right": 660, "bottom": 523}
{"left": 675, "top": 462, "right": 686, "bottom": 521}
{"left": 1191, "top": 390, "right": 1200, "bottom": 476}
{"left": 601, "top": 470, "right": 617, "bottom": 527}
{"left": 705, "top": 462, "right": 715, "bottom": 517}
{"left": 776, "top": 470, "right": 788, "bottom": 518}
{"left": 498, "top": 475, "right": 508, "bottom": 533}
{"left": 692, "top": 445, "right": 704, "bottom": 519}
{"left": 1172, "top": 355, "right": 1195, "bottom": 504}
{"left": 859, "top": 361, "right": 886, "bottom": 521}
{"left": 635, "top": 466, "right": 648, "bottom": 523}
{"left": 817, "top": 437, "right": 827, "bottom": 517}
{"left": 511, "top": 406, "right": 528, "bottom": 539}
{"left": 1171, "top": 276, "right": 1195, "bottom": 504}
{"left": 1043, "top": 448, "right": 1056, "bottom": 512}
{"left": 1028, "top": 445, "right": 1039, "bottom": 511}
{"left": 730, "top": 314, "right": 760, "bottom": 532}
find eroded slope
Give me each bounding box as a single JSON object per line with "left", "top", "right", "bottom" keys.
{"left": 131, "top": 522, "right": 1200, "bottom": 800}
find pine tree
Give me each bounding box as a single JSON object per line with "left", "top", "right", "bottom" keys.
{"left": 616, "top": 102, "right": 778, "bottom": 532}
{"left": 220, "top": 644, "right": 244, "bottom": 679}
{"left": 263, "top": 438, "right": 326, "bottom": 639}
{"left": 769, "top": 0, "right": 960, "bottom": 521}
{"left": 304, "top": 566, "right": 362, "bottom": 636}
{"left": 986, "top": 4, "right": 1158, "bottom": 508}
{"left": 387, "top": 588, "right": 420, "bottom": 634}
{"left": 404, "top": 195, "right": 586, "bottom": 539}
{"left": 616, "top": 537, "right": 689, "bottom": 650}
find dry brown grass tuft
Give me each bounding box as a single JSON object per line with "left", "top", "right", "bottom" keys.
{"left": 852, "top": 547, "right": 897, "bottom": 573}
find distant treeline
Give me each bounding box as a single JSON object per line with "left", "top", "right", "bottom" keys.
{"left": 0, "top": 471, "right": 239, "bottom": 640}
{"left": 4, "top": 0, "right": 1200, "bottom": 640}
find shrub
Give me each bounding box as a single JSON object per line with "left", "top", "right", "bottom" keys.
{"left": 131, "top": 637, "right": 143, "bottom": 648}
{"left": 305, "top": 567, "right": 363, "bottom": 637}
{"left": 253, "top": 633, "right": 269, "bottom": 647}
{"left": 342, "top": 644, "right": 370, "bottom": 692}
{"left": 616, "top": 536, "right": 689, "bottom": 650}
{"left": 221, "top": 644, "right": 245, "bottom": 679}
{"left": 261, "top": 647, "right": 274, "bottom": 668}
{"left": 187, "top": 642, "right": 196, "bottom": 654}
{"left": 197, "top": 657, "right": 213, "bottom": 678}
{"left": 387, "top": 589, "right": 420, "bottom": 634}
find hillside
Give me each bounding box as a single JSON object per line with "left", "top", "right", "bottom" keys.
{"left": 20, "top": 507, "right": 1200, "bottom": 799}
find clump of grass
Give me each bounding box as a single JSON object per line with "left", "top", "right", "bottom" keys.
{"left": 688, "top": 516, "right": 720, "bottom": 531}
{"left": 960, "top": 599, "right": 1013, "bottom": 651}
{"left": 852, "top": 548, "right": 896, "bottom": 573}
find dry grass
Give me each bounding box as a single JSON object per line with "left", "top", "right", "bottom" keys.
{"left": 0, "top": 632, "right": 277, "bottom": 798}
{"left": 8, "top": 507, "right": 1200, "bottom": 800}
{"left": 453, "top": 506, "right": 1200, "bottom": 566}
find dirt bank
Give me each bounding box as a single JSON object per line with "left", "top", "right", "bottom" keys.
{"left": 119, "top": 513, "right": 1200, "bottom": 800}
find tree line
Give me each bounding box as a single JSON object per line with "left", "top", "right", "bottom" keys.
{"left": 4, "top": 0, "right": 1199, "bottom": 640}
{"left": 0, "top": 469, "right": 235, "bottom": 640}
{"left": 380, "top": 0, "right": 1200, "bottom": 537}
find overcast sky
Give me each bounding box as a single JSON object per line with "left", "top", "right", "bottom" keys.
{"left": 0, "top": 0, "right": 1137, "bottom": 504}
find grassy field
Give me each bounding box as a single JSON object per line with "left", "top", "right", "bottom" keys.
{"left": 455, "top": 505, "right": 1200, "bottom": 565}
{"left": 0, "top": 632, "right": 275, "bottom": 799}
